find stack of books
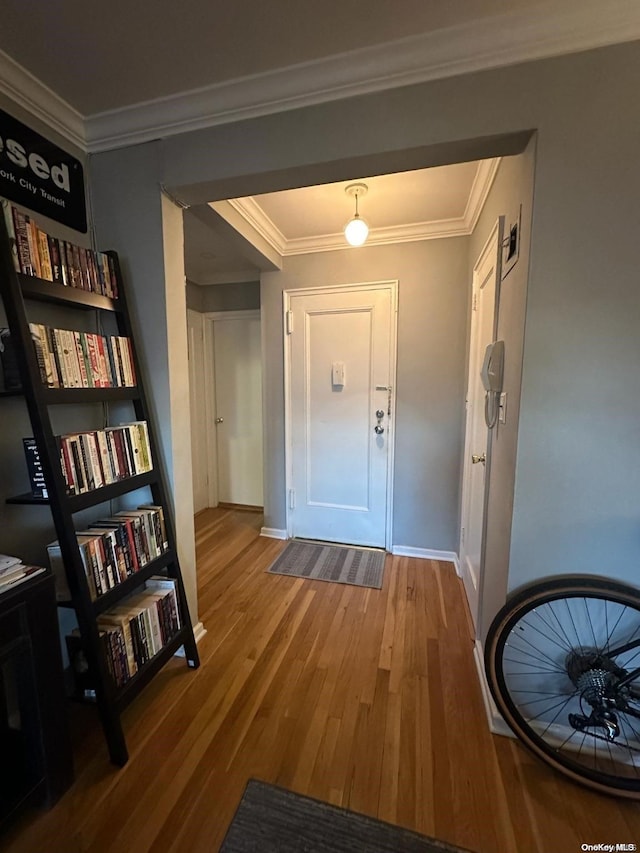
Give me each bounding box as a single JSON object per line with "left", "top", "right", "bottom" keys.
{"left": 30, "top": 323, "right": 136, "bottom": 389}
{"left": 0, "top": 554, "right": 45, "bottom": 592}
{"left": 66, "top": 576, "right": 182, "bottom": 690}
{"left": 47, "top": 505, "right": 168, "bottom": 601}
{"left": 57, "top": 421, "right": 153, "bottom": 495}
{"left": 2, "top": 198, "right": 118, "bottom": 297}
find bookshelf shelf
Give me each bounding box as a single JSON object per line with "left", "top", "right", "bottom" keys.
{"left": 7, "top": 471, "right": 157, "bottom": 510}
{"left": 0, "top": 206, "right": 200, "bottom": 767}
{"left": 91, "top": 551, "right": 174, "bottom": 616}
{"left": 6, "top": 492, "right": 50, "bottom": 505}
{"left": 42, "top": 387, "right": 141, "bottom": 404}
{"left": 19, "top": 275, "right": 120, "bottom": 312}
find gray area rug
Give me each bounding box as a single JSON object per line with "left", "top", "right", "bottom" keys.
{"left": 266, "top": 539, "right": 385, "bottom": 589}
{"left": 220, "top": 779, "right": 476, "bottom": 853}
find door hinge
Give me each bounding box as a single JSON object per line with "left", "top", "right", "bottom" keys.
{"left": 461, "top": 526, "right": 465, "bottom": 543}
{"left": 286, "top": 310, "right": 293, "bottom": 335}
{"left": 289, "top": 488, "right": 296, "bottom": 509}
{"left": 472, "top": 292, "right": 478, "bottom": 312}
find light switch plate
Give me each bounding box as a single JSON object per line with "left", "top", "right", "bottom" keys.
{"left": 501, "top": 205, "right": 521, "bottom": 280}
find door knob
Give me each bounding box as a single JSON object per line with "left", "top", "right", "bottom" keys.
{"left": 375, "top": 425, "right": 384, "bottom": 435}
{"left": 472, "top": 453, "right": 486, "bottom": 464}
{"left": 215, "top": 417, "right": 224, "bottom": 424}
{"left": 376, "top": 410, "right": 385, "bottom": 419}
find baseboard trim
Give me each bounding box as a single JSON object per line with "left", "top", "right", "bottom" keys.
{"left": 473, "top": 639, "right": 514, "bottom": 739}
{"left": 391, "top": 545, "right": 459, "bottom": 570}
{"left": 260, "top": 527, "right": 288, "bottom": 540}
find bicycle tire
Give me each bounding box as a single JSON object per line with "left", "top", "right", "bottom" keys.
{"left": 485, "top": 576, "right": 640, "bottom": 798}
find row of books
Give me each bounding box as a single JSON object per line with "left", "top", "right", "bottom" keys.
{"left": 58, "top": 421, "right": 153, "bottom": 496}
{"left": 30, "top": 323, "right": 136, "bottom": 389}
{"left": 66, "top": 577, "right": 182, "bottom": 690}
{"left": 2, "top": 199, "right": 118, "bottom": 298}
{"left": 97, "top": 578, "right": 182, "bottom": 686}
{"left": 48, "top": 505, "right": 169, "bottom": 601}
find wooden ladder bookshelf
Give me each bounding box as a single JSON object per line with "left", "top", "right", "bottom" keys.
{"left": 0, "top": 213, "right": 200, "bottom": 766}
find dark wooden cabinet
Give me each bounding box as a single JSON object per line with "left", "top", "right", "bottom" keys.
{"left": 0, "top": 571, "right": 73, "bottom": 826}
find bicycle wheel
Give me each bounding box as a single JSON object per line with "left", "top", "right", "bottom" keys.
{"left": 485, "top": 576, "right": 640, "bottom": 798}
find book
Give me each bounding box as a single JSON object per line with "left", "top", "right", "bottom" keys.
{"left": 23, "top": 437, "right": 48, "bottom": 498}
{"left": 1, "top": 198, "right": 20, "bottom": 273}
{"left": 11, "top": 207, "right": 34, "bottom": 275}
{"left": 146, "top": 576, "right": 181, "bottom": 630}
{"left": 37, "top": 229, "right": 53, "bottom": 281}
{"left": 29, "top": 323, "right": 57, "bottom": 387}
{"left": 0, "top": 565, "right": 46, "bottom": 593}
{"left": 45, "top": 543, "right": 72, "bottom": 601}
{"left": 0, "top": 554, "right": 22, "bottom": 573}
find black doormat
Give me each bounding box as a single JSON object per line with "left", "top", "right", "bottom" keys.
{"left": 220, "top": 779, "right": 476, "bottom": 853}
{"left": 266, "top": 539, "right": 385, "bottom": 589}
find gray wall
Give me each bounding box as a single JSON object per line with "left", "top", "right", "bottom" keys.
{"left": 87, "top": 40, "right": 640, "bottom": 624}
{"left": 261, "top": 237, "right": 469, "bottom": 550}
{"left": 186, "top": 280, "right": 260, "bottom": 313}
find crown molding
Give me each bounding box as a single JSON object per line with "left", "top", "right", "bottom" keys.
{"left": 227, "top": 198, "right": 287, "bottom": 256}
{"left": 464, "top": 159, "right": 501, "bottom": 232}
{"left": 228, "top": 158, "right": 501, "bottom": 256}
{"left": 83, "top": 0, "right": 640, "bottom": 152}
{"left": 3, "top": 3, "right": 636, "bottom": 156}
{"left": 0, "top": 49, "right": 85, "bottom": 150}
{"left": 284, "top": 219, "right": 471, "bottom": 255}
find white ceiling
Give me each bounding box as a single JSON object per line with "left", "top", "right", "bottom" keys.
{"left": 184, "top": 159, "right": 499, "bottom": 285}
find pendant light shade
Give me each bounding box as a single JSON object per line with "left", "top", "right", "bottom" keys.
{"left": 344, "top": 183, "right": 369, "bottom": 247}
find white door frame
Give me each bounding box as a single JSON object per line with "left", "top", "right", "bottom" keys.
{"left": 203, "top": 309, "right": 262, "bottom": 509}
{"left": 283, "top": 281, "right": 398, "bottom": 549}
{"left": 187, "top": 309, "right": 209, "bottom": 513}
{"left": 460, "top": 218, "right": 504, "bottom": 634}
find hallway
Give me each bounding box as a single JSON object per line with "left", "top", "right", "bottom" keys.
{"left": 5, "top": 507, "right": 639, "bottom": 852}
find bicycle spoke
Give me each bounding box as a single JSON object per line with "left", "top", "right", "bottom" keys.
{"left": 604, "top": 605, "right": 627, "bottom": 653}
{"left": 563, "top": 598, "right": 583, "bottom": 650}
{"left": 517, "top": 693, "right": 575, "bottom": 708}
{"left": 507, "top": 625, "right": 567, "bottom": 668}
{"left": 546, "top": 602, "right": 578, "bottom": 653}
{"left": 522, "top": 610, "right": 573, "bottom": 653}
{"left": 503, "top": 658, "right": 565, "bottom": 675}
{"left": 524, "top": 694, "right": 575, "bottom": 725}
{"left": 584, "top": 597, "right": 599, "bottom": 649}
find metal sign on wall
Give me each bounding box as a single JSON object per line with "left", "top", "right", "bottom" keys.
{"left": 0, "top": 109, "right": 87, "bottom": 233}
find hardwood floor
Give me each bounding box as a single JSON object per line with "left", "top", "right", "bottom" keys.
{"left": 4, "top": 507, "right": 640, "bottom": 852}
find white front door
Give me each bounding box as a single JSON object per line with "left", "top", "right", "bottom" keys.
{"left": 211, "top": 311, "right": 263, "bottom": 507}
{"left": 286, "top": 283, "right": 396, "bottom": 548}
{"left": 460, "top": 224, "right": 501, "bottom": 629}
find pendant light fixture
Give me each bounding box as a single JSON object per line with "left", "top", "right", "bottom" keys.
{"left": 344, "top": 182, "right": 369, "bottom": 247}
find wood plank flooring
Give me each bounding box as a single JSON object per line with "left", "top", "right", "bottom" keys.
{"left": 4, "top": 506, "right": 640, "bottom": 852}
